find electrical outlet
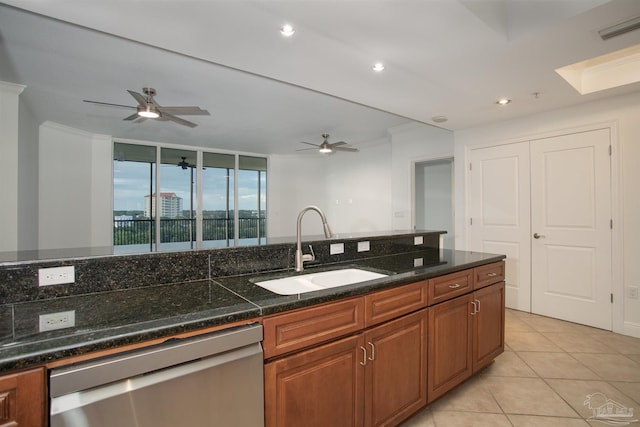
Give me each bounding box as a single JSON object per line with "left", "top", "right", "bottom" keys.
{"left": 38, "top": 266, "right": 75, "bottom": 286}
{"left": 357, "top": 241, "right": 370, "bottom": 252}
{"left": 414, "top": 258, "right": 424, "bottom": 267}
{"left": 39, "top": 310, "right": 75, "bottom": 332}
{"left": 629, "top": 286, "right": 639, "bottom": 299}
{"left": 330, "top": 243, "right": 344, "bottom": 255}
{"left": 414, "top": 236, "right": 423, "bottom": 245}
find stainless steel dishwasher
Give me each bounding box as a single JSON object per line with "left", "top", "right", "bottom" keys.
{"left": 50, "top": 323, "right": 264, "bottom": 427}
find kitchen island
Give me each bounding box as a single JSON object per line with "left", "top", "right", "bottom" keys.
{"left": 0, "top": 231, "right": 505, "bottom": 426}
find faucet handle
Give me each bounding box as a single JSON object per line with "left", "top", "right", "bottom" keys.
{"left": 302, "top": 244, "right": 315, "bottom": 262}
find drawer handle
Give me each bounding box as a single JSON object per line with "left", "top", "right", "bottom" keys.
{"left": 360, "top": 346, "right": 367, "bottom": 366}
{"left": 448, "top": 283, "right": 461, "bottom": 289}
{"left": 487, "top": 272, "right": 497, "bottom": 277}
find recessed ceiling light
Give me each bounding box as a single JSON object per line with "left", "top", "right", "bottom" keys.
{"left": 372, "top": 63, "right": 385, "bottom": 72}
{"left": 496, "top": 98, "right": 511, "bottom": 106}
{"left": 280, "top": 24, "right": 295, "bottom": 37}
{"left": 432, "top": 116, "right": 448, "bottom": 123}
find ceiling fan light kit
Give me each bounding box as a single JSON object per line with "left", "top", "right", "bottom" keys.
{"left": 84, "top": 87, "right": 210, "bottom": 127}
{"left": 297, "top": 133, "right": 359, "bottom": 155}
{"left": 137, "top": 104, "right": 160, "bottom": 118}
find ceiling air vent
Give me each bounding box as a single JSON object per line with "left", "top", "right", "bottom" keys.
{"left": 598, "top": 16, "right": 640, "bottom": 40}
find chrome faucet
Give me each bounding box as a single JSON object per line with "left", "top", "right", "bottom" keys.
{"left": 295, "top": 205, "right": 333, "bottom": 272}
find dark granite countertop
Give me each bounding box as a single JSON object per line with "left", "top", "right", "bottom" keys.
{"left": 0, "top": 249, "right": 504, "bottom": 372}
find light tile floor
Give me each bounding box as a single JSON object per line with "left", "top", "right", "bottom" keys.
{"left": 401, "top": 309, "right": 640, "bottom": 427}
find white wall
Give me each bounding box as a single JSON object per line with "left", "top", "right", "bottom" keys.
{"left": 454, "top": 91, "right": 640, "bottom": 335}
{"left": 0, "top": 81, "right": 25, "bottom": 252}
{"left": 268, "top": 138, "right": 392, "bottom": 237}
{"left": 389, "top": 123, "right": 455, "bottom": 231}
{"left": 38, "top": 122, "right": 112, "bottom": 249}
{"left": 18, "top": 96, "right": 39, "bottom": 251}
{"left": 415, "top": 160, "right": 453, "bottom": 249}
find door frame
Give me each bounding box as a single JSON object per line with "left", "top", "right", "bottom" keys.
{"left": 463, "top": 121, "right": 624, "bottom": 334}
{"left": 411, "top": 156, "right": 455, "bottom": 248}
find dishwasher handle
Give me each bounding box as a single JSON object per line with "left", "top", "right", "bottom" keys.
{"left": 50, "top": 323, "right": 263, "bottom": 397}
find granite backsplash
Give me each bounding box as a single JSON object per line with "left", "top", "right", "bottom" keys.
{"left": 0, "top": 231, "right": 443, "bottom": 305}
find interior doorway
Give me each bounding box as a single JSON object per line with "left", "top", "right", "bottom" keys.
{"left": 414, "top": 158, "right": 454, "bottom": 250}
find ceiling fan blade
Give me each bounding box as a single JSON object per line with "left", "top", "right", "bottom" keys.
{"left": 162, "top": 112, "right": 198, "bottom": 128}
{"left": 331, "top": 141, "right": 348, "bottom": 147}
{"left": 333, "top": 146, "right": 359, "bottom": 152}
{"left": 83, "top": 100, "right": 136, "bottom": 110}
{"left": 296, "top": 147, "right": 318, "bottom": 152}
{"left": 127, "top": 90, "right": 148, "bottom": 107}
{"left": 159, "top": 106, "right": 210, "bottom": 116}
{"left": 123, "top": 112, "right": 140, "bottom": 121}
{"left": 299, "top": 141, "right": 320, "bottom": 147}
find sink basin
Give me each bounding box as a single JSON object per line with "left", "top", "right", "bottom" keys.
{"left": 253, "top": 268, "right": 388, "bottom": 295}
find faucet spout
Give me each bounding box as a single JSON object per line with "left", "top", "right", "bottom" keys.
{"left": 295, "top": 205, "right": 333, "bottom": 272}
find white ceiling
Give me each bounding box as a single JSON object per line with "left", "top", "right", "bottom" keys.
{"left": 1, "top": 0, "right": 639, "bottom": 155}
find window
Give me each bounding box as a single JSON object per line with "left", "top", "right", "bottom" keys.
{"left": 113, "top": 142, "right": 267, "bottom": 253}
{"left": 113, "top": 143, "right": 156, "bottom": 253}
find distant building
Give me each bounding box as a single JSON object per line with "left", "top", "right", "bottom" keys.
{"left": 114, "top": 215, "right": 133, "bottom": 227}
{"left": 144, "top": 193, "right": 183, "bottom": 218}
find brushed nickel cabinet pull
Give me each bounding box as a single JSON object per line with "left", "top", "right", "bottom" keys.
{"left": 448, "top": 283, "right": 461, "bottom": 289}
{"left": 368, "top": 342, "right": 375, "bottom": 361}
{"left": 487, "top": 272, "right": 497, "bottom": 277}
{"left": 360, "top": 346, "right": 367, "bottom": 366}
{"left": 470, "top": 301, "right": 477, "bottom": 315}
{"left": 475, "top": 299, "right": 481, "bottom": 312}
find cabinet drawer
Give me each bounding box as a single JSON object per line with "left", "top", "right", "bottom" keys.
{"left": 365, "top": 281, "right": 428, "bottom": 326}
{"left": 428, "top": 269, "right": 473, "bottom": 305}
{"left": 474, "top": 261, "right": 505, "bottom": 289}
{"left": 263, "top": 297, "right": 364, "bottom": 359}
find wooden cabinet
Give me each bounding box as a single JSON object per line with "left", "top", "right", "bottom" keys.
{"left": 0, "top": 367, "right": 46, "bottom": 427}
{"left": 473, "top": 282, "right": 505, "bottom": 372}
{"left": 263, "top": 297, "right": 364, "bottom": 359}
{"left": 364, "top": 309, "right": 427, "bottom": 427}
{"left": 427, "top": 281, "right": 505, "bottom": 403}
{"left": 427, "top": 269, "right": 473, "bottom": 305}
{"left": 263, "top": 261, "right": 505, "bottom": 425}
{"left": 427, "top": 292, "right": 474, "bottom": 402}
{"left": 265, "top": 309, "right": 427, "bottom": 427}
{"left": 265, "top": 334, "right": 364, "bottom": 427}
{"left": 474, "top": 261, "right": 505, "bottom": 290}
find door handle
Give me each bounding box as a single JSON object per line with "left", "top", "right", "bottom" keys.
{"left": 475, "top": 299, "right": 481, "bottom": 313}
{"left": 470, "top": 301, "right": 477, "bottom": 315}
{"left": 360, "top": 346, "right": 367, "bottom": 366}
{"left": 533, "top": 233, "right": 546, "bottom": 239}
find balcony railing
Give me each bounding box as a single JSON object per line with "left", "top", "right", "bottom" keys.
{"left": 113, "top": 217, "right": 266, "bottom": 246}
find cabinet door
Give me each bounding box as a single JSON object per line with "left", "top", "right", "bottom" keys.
{"left": 473, "top": 282, "right": 505, "bottom": 372}
{"left": 427, "top": 294, "right": 473, "bottom": 403}
{"left": 265, "top": 335, "right": 365, "bottom": 427}
{"left": 364, "top": 309, "right": 427, "bottom": 427}
{"left": 0, "top": 367, "right": 45, "bottom": 427}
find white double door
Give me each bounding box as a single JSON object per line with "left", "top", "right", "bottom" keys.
{"left": 469, "top": 128, "right": 612, "bottom": 330}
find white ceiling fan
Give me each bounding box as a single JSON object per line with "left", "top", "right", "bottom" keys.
{"left": 297, "top": 133, "right": 358, "bottom": 154}
{"left": 84, "top": 87, "right": 210, "bottom": 128}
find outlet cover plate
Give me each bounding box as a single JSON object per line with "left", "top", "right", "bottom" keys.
{"left": 39, "top": 310, "right": 75, "bottom": 332}
{"left": 357, "top": 241, "right": 370, "bottom": 252}
{"left": 330, "top": 243, "right": 345, "bottom": 255}
{"left": 38, "top": 266, "right": 75, "bottom": 286}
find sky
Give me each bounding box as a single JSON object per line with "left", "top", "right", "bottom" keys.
{"left": 113, "top": 160, "right": 266, "bottom": 212}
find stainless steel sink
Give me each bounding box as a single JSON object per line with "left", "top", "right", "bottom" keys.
{"left": 253, "top": 268, "right": 388, "bottom": 295}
